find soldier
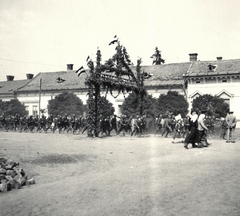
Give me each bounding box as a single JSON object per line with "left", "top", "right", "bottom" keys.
{"left": 100, "top": 117, "right": 111, "bottom": 136}
{"left": 141, "top": 115, "right": 147, "bottom": 134}
{"left": 172, "top": 116, "right": 184, "bottom": 143}
{"left": 182, "top": 115, "right": 190, "bottom": 138}
{"left": 162, "top": 114, "right": 172, "bottom": 138}
{"left": 209, "top": 115, "right": 215, "bottom": 136}
{"left": 117, "top": 114, "right": 129, "bottom": 136}
{"left": 67, "top": 114, "right": 76, "bottom": 134}
{"left": 13, "top": 114, "right": 20, "bottom": 131}
{"left": 27, "top": 115, "right": 35, "bottom": 132}
{"left": 170, "top": 114, "right": 176, "bottom": 132}
{"left": 19, "top": 115, "right": 28, "bottom": 132}
{"left": 45, "top": 114, "right": 54, "bottom": 132}
{"left": 35, "top": 115, "right": 42, "bottom": 132}
{"left": 0, "top": 115, "right": 7, "bottom": 130}
{"left": 155, "top": 114, "right": 163, "bottom": 136}
{"left": 131, "top": 115, "right": 142, "bottom": 136}
{"left": 81, "top": 117, "right": 88, "bottom": 134}
{"left": 62, "top": 114, "right": 69, "bottom": 133}
{"left": 110, "top": 115, "right": 118, "bottom": 134}
{"left": 220, "top": 117, "right": 227, "bottom": 140}
{"left": 74, "top": 116, "right": 82, "bottom": 134}
{"left": 37, "top": 115, "right": 46, "bottom": 132}
{"left": 6, "top": 116, "right": 14, "bottom": 132}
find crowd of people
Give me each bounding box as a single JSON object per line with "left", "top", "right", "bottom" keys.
{"left": 0, "top": 110, "right": 237, "bottom": 144}
{"left": 182, "top": 110, "right": 236, "bottom": 149}
{"left": 0, "top": 113, "right": 148, "bottom": 136}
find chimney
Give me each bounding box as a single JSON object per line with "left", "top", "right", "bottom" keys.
{"left": 26, "top": 73, "right": 34, "bottom": 80}
{"left": 216, "top": 57, "right": 222, "bottom": 61}
{"left": 189, "top": 53, "right": 198, "bottom": 61}
{"left": 6, "top": 75, "right": 14, "bottom": 81}
{"left": 67, "top": 64, "right": 74, "bottom": 71}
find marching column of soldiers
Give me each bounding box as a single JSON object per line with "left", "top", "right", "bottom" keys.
{"left": 0, "top": 112, "right": 227, "bottom": 139}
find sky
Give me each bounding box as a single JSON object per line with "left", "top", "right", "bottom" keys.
{"left": 0, "top": 0, "right": 240, "bottom": 81}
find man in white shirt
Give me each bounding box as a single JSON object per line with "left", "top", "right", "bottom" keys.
{"left": 225, "top": 111, "right": 237, "bottom": 143}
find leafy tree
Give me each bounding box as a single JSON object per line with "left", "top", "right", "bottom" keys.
{"left": 121, "top": 92, "right": 158, "bottom": 118}
{"left": 192, "top": 94, "right": 229, "bottom": 117}
{"left": 150, "top": 47, "right": 165, "bottom": 65}
{"left": 0, "top": 99, "right": 27, "bottom": 116}
{"left": 157, "top": 91, "right": 188, "bottom": 117}
{"left": 48, "top": 92, "right": 85, "bottom": 116}
{"left": 98, "top": 96, "right": 115, "bottom": 118}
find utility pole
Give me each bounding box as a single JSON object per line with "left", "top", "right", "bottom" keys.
{"left": 39, "top": 78, "right": 42, "bottom": 116}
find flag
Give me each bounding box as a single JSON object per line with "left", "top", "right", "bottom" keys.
{"left": 75, "top": 66, "right": 86, "bottom": 77}
{"left": 86, "top": 56, "right": 94, "bottom": 69}
{"left": 109, "top": 35, "right": 118, "bottom": 45}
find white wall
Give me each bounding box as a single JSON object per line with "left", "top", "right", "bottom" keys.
{"left": 187, "top": 81, "right": 240, "bottom": 126}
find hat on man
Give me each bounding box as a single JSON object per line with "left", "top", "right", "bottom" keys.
{"left": 201, "top": 110, "right": 207, "bottom": 114}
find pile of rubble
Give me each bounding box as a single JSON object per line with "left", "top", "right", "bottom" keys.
{"left": 0, "top": 158, "right": 35, "bottom": 192}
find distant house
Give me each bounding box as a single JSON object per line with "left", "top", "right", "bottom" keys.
{"left": 183, "top": 54, "right": 240, "bottom": 119}
{"left": 0, "top": 74, "right": 33, "bottom": 102}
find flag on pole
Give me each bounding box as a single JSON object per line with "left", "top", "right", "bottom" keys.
{"left": 109, "top": 35, "right": 118, "bottom": 45}
{"left": 75, "top": 66, "right": 86, "bottom": 77}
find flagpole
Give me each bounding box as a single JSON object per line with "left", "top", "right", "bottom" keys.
{"left": 39, "top": 78, "right": 42, "bottom": 116}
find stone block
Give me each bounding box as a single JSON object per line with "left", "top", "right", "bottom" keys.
{"left": 5, "top": 175, "right": 13, "bottom": 182}
{"left": 26, "top": 178, "right": 35, "bottom": 185}
{"left": 10, "top": 179, "right": 21, "bottom": 189}
{"left": 0, "top": 174, "right": 6, "bottom": 181}
{"left": 0, "top": 168, "right": 6, "bottom": 175}
{"left": 0, "top": 183, "right": 8, "bottom": 192}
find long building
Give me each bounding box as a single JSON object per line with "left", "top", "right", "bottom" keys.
{"left": 0, "top": 54, "right": 239, "bottom": 123}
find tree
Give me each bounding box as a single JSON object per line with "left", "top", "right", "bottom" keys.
{"left": 150, "top": 47, "right": 165, "bottom": 65}
{"left": 192, "top": 94, "right": 229, "bottom": 117}
{"left": 121, "top": 92, "right": 158, "bottom": 118}
{"left": 157, "top": 91, "right": 188, "bottom": 117}
{"left": 48, "top": 92, "right": 85, "bottom": 116}
{"left": 0, "top": 99, "right": 27, "bottom": 116}
{"left": 98, "top": 96, "right": 115, "bottom": 118}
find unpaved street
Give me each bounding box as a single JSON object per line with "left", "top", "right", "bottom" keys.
{"left": 0, "top": 132, "right": 240, "bottom": 216}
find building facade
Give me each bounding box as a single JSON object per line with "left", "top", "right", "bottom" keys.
{"left": 183, "top": 54, "right": 240, "bottom": 121}
{"left": 1, "top": 55, "right": 239, "bottom": 124}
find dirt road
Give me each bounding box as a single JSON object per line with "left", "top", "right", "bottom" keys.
{"left": 0, "top": 132, "right": 240, "bottom": 216}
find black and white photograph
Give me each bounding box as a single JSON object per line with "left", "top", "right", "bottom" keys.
{"left": 0, "top": 0, "right": 239, "bottom": 215}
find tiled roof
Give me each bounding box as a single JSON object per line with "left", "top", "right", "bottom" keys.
{"left": 18, "top": 63, "right": 190, "bottom": 92}
{"left": 141, "top": 63, "right": 191, "bottom": 81}
{"left": 184, "top": 59, "right": 240, "bottom": 77}
{"left": 18, "top": 71, "right": 88, "bottom": 92}
{"left": 0, "top": 79, "right": 31, "bottom": 95}
{"left": 11, "top": 59, "right": 240, "bottom": 93}
{"left": 141, "top": 63, "right": 191, "bottom": 86}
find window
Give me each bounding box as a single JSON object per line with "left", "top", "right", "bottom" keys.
{"left": 25, "top": 106, "right": 29, "bottom": 115}
{"left": 223, "top": 99, "right": 230, "bottom": 106}
{"left": 33, "top": 105, "right": 38, "bottom": 116}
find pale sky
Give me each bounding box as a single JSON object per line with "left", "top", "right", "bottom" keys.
{"left": 0, "top": 0, "right": 240, "bottom": 81}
